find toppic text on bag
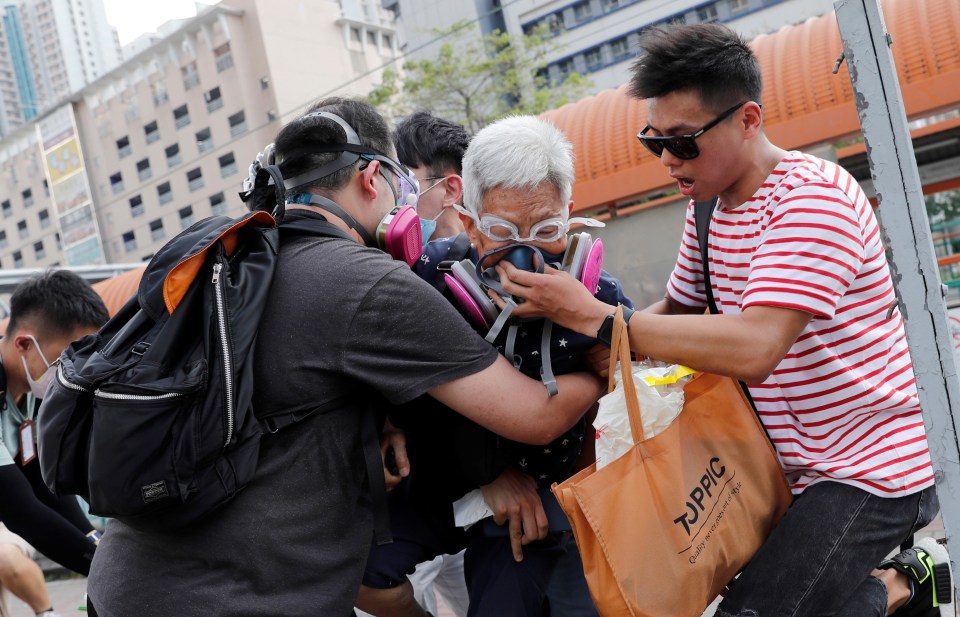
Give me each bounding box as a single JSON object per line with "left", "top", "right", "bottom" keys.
{"left": 551, "top": 307, "right": 792, "bottom": 617}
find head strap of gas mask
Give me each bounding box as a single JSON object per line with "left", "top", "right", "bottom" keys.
{"left": 243, "top": 112, "right": 422, "bottom": 264}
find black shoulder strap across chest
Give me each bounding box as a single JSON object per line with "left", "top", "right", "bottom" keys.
{"left": 693, "top": 196, "right": 763, "bottom": 415}
{"left": 693, "top": 197, "right": 720, "bottom": 314}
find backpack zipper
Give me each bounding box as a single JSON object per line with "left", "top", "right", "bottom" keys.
{"left": 94, "top": 390, "right": 183, "bottom": 401}
{"left": 211, "top": 261, "right": 235, "bottom": 448}
{"left": 56, "top": 363, "right": 89, "bottom": 393}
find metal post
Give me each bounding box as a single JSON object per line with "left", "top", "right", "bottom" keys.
{"left": 835, "top": 0, "right": 960, "bottom": 588}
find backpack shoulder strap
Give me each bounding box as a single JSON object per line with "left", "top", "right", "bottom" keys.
{"left": 693, "top": 197, "right": 719, "bottom": 315}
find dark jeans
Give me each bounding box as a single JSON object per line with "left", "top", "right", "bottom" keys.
{"left": 717, "top": 481, "right": 939, "bottom": 617}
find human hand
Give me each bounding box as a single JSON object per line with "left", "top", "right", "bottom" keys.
{"left": 586, "top": 343, "right": 611, "bottom": 378}
{"left": 380, "top": 424, "right": 410, "bottom": 491}
{"left": 480, "top": 467, "right": 548, "bottom": 562}
{"left": 495, "top": 262, "right": 610, "bottom": 337}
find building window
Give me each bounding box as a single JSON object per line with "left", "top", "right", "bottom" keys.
{"left": 123, "top": 231, "right": 137, "bottom": 252}
{"left": 219, "top": 152, "right": 237, "bottom": 177}
{"left": 116, "top": 135, "right": 131, "bottom": 158}
{"left": 144, "top": 121, "right": 159, "bottom": 144}
{"left": 151, "top": 81, "right": 168, "bottom": 106}
{"left": 573, "top": 1, "right": 592, "bottom": 22}
{"left": 383, "top": 34, "right": 392, "bottom": 48}
{"left": 697, "top": 5, "right": 719, "bottom": 21}
{"left": 1, "top": 200, "right": 10, "bottom": 218}
{"left": 214, "top": 43, "right": 233, "bottom": 72}
{"left": 228, "top": 111, "right": 247, "bottom": 137}
{"left": 13, "top": 250, "right": 23, "bottom": 268}
{"left": 0, "top": 230, "right": 7, "bottom": 248}
{"left": 585, "top": 47, "right": 603, "bottom": 69}
{"left": 196, "top": 128, "right": 212, "bottom": 153}
{"left": 179, "top": 205, "right": 195, "bottom": 229}
{"left": 136, "top": 158, "right": 152, "bottom": 181}
{"left": 165, "top": 143, "right": 181, "bottom": 167}
{"left": 556, "top": 58, "right": 575, "bottom": 79}
{"left": 130, "top": 195, "right": 144, "bottom": 217}
{"left": 149, "top": 218, "right": 164, "bottom": 242}
{"left": 181, "top": 60, "right": 199, "bottom": 90}
{"left": 610, "top": 36, "right": 630, "bottom": 60}
{"left": 17, "top": 220, "right": 28, "bottom": 239}
{"left": 33, "top": 240, "right": 44, "bottom": 260}
{"left": 729, "top": 0, "right": 749, "bottom": 13}
{"left": 38, "top": 208, "right": 50, "bottom": 228}
{"left": 602, "top": 0, "right": 621, "bottom": 11}
{"left": 187, "top": 168, "right": 204, "bottom": 192}
{"left": 350, "top": 27, "right": 361, "bottom": 43}
{"left": 42, "top": 179, "right": 49, "bottom": 197}
{"left": 22, "top": 189, "right": 33, "bottom": 208}
{"left": 210, "top": 191, "right": 226, "bottom": 216}
{"left": 205, "top": 86, "right": 223, "bottom": 113}
{"left": 157, "top": 181, "right": 173, "bottom": 205}
{"left": 110, "top": 172, "right": 123, "bottom": 194}
{"left": 173, "top": 104, "right": 190, "bottom": 129}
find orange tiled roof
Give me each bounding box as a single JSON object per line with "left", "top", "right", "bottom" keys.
{"left": 91, "top": 266, "right": 145, "bottom": 317}
{"left": 542, "top": 0, "right": 960, "bottom": 212}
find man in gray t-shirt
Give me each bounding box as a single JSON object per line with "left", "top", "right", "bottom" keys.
{"left": 87, "top": 99, "right": 601, "bottom": 617}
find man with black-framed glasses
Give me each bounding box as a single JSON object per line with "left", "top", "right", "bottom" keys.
{"left": 497, "top": 22, "right": 951, "bottom": 617}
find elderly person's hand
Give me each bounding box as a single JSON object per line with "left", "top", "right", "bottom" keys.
{"left": 480, "top": 467, "right": 548, "bottom": 562}
{"left": 496, "top": 261, "right": 612, "bottom": 339}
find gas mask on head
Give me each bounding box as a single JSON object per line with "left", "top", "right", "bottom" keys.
{"left": 441, "top": 232, "right": 605, "bottom": 396}
{"left": 245, "top": 111, "right": 423, "bottom": 266}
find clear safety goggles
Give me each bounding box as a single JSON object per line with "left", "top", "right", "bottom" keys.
{"left": 453, "top": 204, "right": 603, "bottom": 243}
{"left": 361, "top": 154, "right": 420, "bottom": 207}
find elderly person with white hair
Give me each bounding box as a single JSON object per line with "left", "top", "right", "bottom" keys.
{"left": 356, "top": 116, "right": 633, "bottom": 617}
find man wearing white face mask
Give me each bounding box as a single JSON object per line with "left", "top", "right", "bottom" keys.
{"left": 0, "top": 270, "right": 108, "bottom": 591}
{"left": 394, "top": 112, "right": 469, "bottom": 248}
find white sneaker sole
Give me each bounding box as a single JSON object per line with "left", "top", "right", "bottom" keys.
{"left": 917, "top": 537, "right": 954, "bottom": 617}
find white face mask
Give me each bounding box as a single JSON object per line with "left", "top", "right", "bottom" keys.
{"left": 20, "top": 334, "right": 56, "bottom": 400}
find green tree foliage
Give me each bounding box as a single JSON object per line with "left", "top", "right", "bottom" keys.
{"left": 926, "top": 189, "right": 960, "bottom": 225}
{"left": 367, "top": 21, "right": 591, "bottom": 132}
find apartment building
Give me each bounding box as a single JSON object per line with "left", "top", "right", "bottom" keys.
{"left": 391, "top": 0, "right": 505, "bottom": 59}
{"left": 0, "top": 0, "right": 121, "bottom": 135}
{"left": 504, "top": 0, "right": 838, "bottom": 92}
{"left": 0, "top": 0, "right": 400, "bottom": 269}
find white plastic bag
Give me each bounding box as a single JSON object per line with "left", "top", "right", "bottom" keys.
{"left": 594, "top": 363, "right": 695, "bottom": 469}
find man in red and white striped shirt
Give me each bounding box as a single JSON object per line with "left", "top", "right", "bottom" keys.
{"left": 500, "top": 22, "right": 951, "bottom": 617}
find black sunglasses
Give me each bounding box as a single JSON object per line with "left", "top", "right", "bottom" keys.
{"left": 637, "top": 101, "right": 754, "bottom": 160}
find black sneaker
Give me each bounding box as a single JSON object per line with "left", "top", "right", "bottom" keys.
{"left": 881, "top": 537, "right": 953, "bottom": 617}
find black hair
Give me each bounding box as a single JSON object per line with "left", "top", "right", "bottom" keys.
{"left": 7, "top": 269, "right": 109, "bottom": 338}
{"left": 394, "top": 111, "right": 471, "bottom": 176}
{"left": 250, "top": 97, "right": 393, "bottom": 213}
{"left": 629, "top": 23, "right": 762, "bottom": 113}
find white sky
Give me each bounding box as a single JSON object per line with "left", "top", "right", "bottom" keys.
{"left": 102, "top": 0, "right": 216, "bottom": 46}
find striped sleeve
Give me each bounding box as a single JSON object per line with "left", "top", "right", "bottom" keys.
{"left": 742, "top": 181, "right": 865, "bottom": 319}
{"left": 665, "top": 200, "right": 709, "bottom": 309}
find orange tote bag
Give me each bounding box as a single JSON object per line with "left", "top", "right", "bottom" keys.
{"left": 552, "top": 308, "right": 792, "bottom": 617}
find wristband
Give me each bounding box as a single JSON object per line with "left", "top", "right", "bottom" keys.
{"left": 596, "top": 304, "right": 635, "bottom": 346}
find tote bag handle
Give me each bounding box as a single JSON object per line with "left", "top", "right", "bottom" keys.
{"left": 607, "top": 305, "right": 645, "bottom": 444}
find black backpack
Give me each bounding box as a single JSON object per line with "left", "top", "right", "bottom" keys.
{"left": 36, "top": 207, "right": 390, "bottom": 534}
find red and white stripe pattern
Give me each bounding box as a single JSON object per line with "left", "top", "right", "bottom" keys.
{"left": 667, "top": 152, "right": 933, "bottom": 497}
